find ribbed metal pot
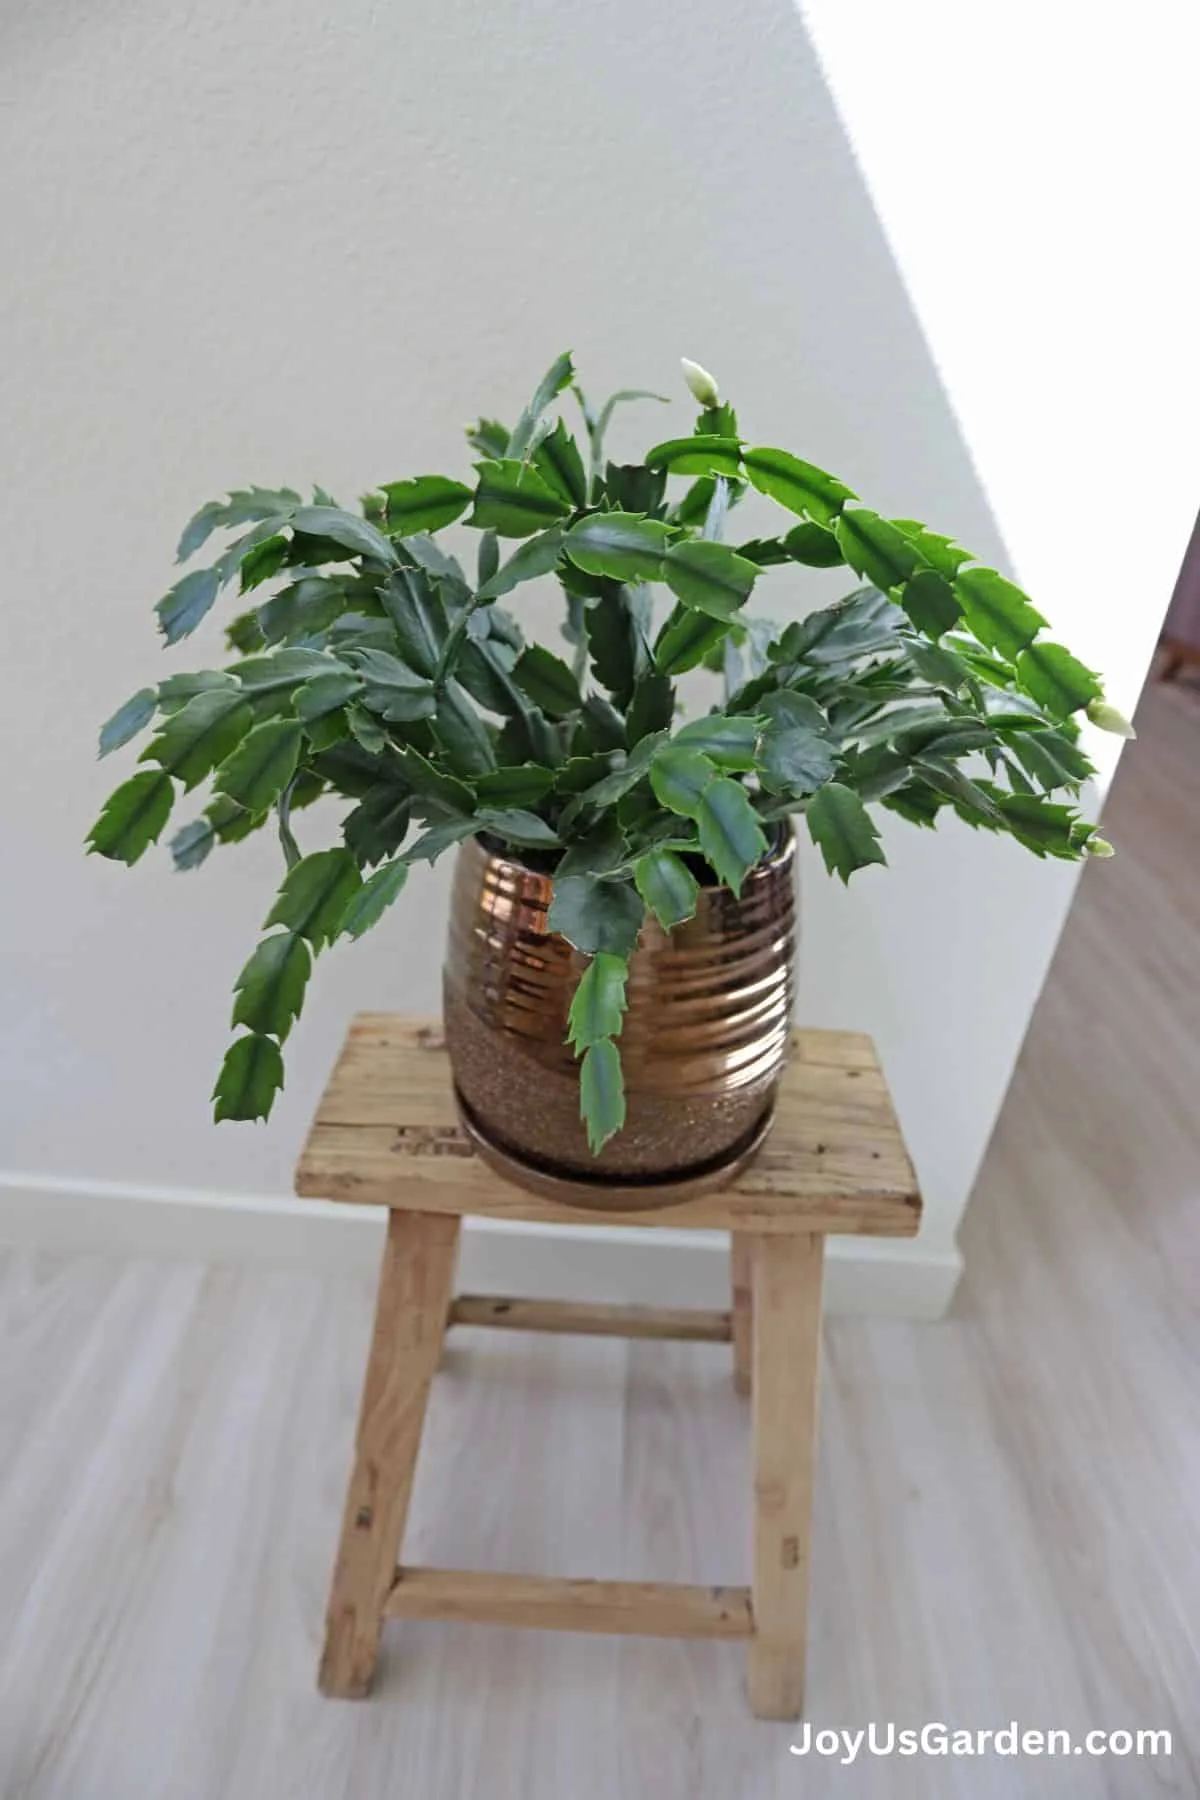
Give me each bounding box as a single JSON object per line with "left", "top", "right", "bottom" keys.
{"left": 443, "top": 828, "right": 796, "bottom": 1206}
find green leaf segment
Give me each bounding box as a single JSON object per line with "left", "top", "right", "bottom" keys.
{"left": 90, "top": 352, "right": 1118, "bottom": 1152}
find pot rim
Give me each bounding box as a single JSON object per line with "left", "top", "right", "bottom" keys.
{"left": 471, "top": 816, "right": 795, "bottom": 893}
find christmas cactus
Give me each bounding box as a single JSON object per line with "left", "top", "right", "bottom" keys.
{"left": 89, "top": 352, "right": 1128, "bottom": 1150}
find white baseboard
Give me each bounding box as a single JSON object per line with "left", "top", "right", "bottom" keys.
{"left": 0, "top": 1171, "right": 961, "bottom": 1321}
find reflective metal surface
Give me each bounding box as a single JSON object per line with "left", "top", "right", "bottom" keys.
{"left": 443, "top": 830, "right": 796, "bottom": 1197}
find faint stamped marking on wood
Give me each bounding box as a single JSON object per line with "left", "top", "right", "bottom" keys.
{"left": 389, "top": 1125, "right": 473, "bottom": 1159}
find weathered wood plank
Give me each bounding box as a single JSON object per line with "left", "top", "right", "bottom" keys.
{"left": 447, "top": 1295, "right": 732, "bottom": 1341}
{"left": 384, "top": 1567, "right": 754, "bottom": 1639}
{"left": 294, "top": 1015, "right": 920, "bottom": 1238}
{"left": 730, "top": 1233, "right": 753, "bottom": 1395}
{"left": 747, "top": 1232, "right": 824, "bottom": 1719}
{"left": 318, "top": 1210, "right": 460, "bottom": 1698}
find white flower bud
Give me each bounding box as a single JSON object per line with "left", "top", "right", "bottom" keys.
{"left": 681, "top": 357, "right": 720, "bottom": 408}
{"left": 1085, "top": 697, "right": 1136, "bottom": 739}
{"left": 1086, "top": 835, "right": 1115, "bottom": 858}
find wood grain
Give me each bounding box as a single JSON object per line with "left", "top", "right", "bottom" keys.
{"left": 747, "top": 1232, "right": 824, "bottom": 1720}
{"left": 729, "top": 1234, "right": 753, "bottom": 1396}
{"left": 448, "top": 1296, "right": 732, "bottom": 1342}
{"left": 384, "top": 1568, "right": 753, "bottom": 1638}
{"left": 294, "top": 1019, "right": 920, "bottom": 1238}
{"left": 319, "top": 1210, "right": 460, "bottom": 1698}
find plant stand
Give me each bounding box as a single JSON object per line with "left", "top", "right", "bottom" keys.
{"left": 295, "top": 1014, "right": 920, "bottom": 1721}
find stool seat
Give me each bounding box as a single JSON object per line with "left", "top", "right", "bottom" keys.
{"left": 296, "top": 1015, "right": 920, "bottom": 1235}
{"left": 295, "top": 1012, "right": 920, "bottom": 1720}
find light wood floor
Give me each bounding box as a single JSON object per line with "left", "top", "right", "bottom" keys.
{"left": 2, "top": 685, "right": 1197, "bottom": 1799}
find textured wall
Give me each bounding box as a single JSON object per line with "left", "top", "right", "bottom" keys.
{"left": 0, "top": 0, "right": 1166, "bottom": 1279}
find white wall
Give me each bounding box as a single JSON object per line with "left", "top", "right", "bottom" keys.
{"left": 801, "top": 0, "right": 1198, "bottom": 755}
{"left": 1, "top": 0, "right": 1184, "bottom": 1301}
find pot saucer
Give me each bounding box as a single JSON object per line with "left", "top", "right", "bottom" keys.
{"left": 453, "top": 1088, "right": 775, "bottom": 1212}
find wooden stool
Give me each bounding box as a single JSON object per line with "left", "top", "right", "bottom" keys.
{"left": 295, "top": 1014, "right": 920, "bottom": 1720}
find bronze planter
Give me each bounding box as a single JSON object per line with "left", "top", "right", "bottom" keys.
{"left": 443, "top": 829, "right": 796, "bottom": 1208}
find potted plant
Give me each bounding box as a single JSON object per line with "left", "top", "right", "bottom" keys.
{"left": 88, "top": 352, "right": 1129, "bottom": 1198}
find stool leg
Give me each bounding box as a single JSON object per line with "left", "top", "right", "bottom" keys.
{"left": 730, "top": 1232, "right": 753, "bottom": 1396}
{"left": 319, "top": 1209, "right": 460, "bottom": 1698}
{"left": 747, "top": 1231, "right": 824, "bottom": 1721}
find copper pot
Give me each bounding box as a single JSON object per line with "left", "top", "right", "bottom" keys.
{"left": 443, "top": 829, "right": 796, "bottom": 1207}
